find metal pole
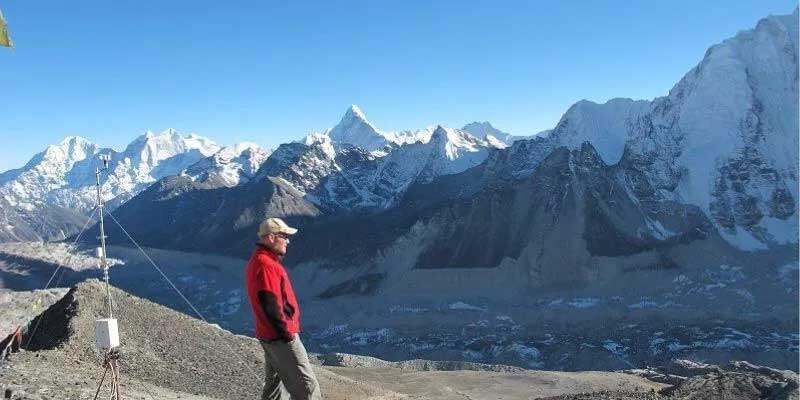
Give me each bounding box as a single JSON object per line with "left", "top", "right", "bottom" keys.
{"left": 95, "top": 165, "right": 113, "bottom": 318}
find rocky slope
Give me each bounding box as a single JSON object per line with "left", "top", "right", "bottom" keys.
{"left": 2, "top": 280, "right": 409, "bottom": 400}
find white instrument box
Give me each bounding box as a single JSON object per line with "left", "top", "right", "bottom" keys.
{"left": 94, "top": 318, "right": 120, "bottom": 349}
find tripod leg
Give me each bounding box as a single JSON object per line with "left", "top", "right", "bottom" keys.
{"left": 109, "top": 360, "right": 121, "bottom": 400}
{"left": 93, "top": 363, "right": 109, "bottom": 400}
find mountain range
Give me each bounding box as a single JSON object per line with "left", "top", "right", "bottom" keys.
{"left": 1, "top": 10, "right": 797, "bottom": 277}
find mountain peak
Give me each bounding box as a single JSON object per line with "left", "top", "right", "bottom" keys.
{"left": 463, "top": 121, "right": 495, "bottom": 130}
{"left": 41, "top": 136, "right": 97, "bottom": 163}
{"left": 328, "top": 105, "right": 389, "bottom": 152}
{"left": 336, "top": 104, "right": 373, "bottom": 129}
{"left": 345, "top": 104, "right": 367, "bottom": 121}
{"left": 430, "top": 125, "right": 448, "bottom": 139}
{"left": 138, "top": 128, "right": 182, "bottom": 142}
{"left": 461, "top": 122, "right": 517, "bottom": 149}
{"left": 58, "top": 136, "right": 93, "bottom": 147}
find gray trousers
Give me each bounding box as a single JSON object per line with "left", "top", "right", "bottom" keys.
{"left": 260, "top": 335, "right": 321, "bottom": 400}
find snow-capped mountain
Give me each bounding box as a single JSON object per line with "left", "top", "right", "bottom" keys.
{"left": 461, "top": 121, "right": 522, "bottom": 148}
{"left": 184, "top": 143, "right": 272, "bottom": 187}
{"left": 472, "top": 11, "right": 799, "bottom": 250}
{"left": 53, "top": 129, "right": 220, "bottom": 210}
{"left": 546, "top": 99, "right": 651, "bottom": 164}
{"left": 312, "top": 9, "right": 796, "bottom": 262}
{"left": 0, "top": 129, "right": 221, "bottom": 241}
{"left": 270, "top": 107, "right": 501, "bottom": 211}
{"left": 326, "top": 105, "right": 399, "bottom": 153}
{"left": 314, "top": 125, "right": 495, "bottom": 211}
{"left": 376, "top": 125, "right": 492, "bottom": 188}
{"left": 0, "top": 102, "right": 512, "bottom": 242}
{"left": 0, "top": 136, "right": 100, "bottom": 210}
{"left": 4, "top": 10, "right": 797, "bottom": 256}
{"left": 618, "top": 10, "right": 798, "bottom": 249}
{"left": 91, "top": 106, "right": 511, "bottom": 254}
{"left": 326, "top": 105, "right": 507, "bottom": 154}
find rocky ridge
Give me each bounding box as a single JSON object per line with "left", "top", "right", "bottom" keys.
{"left": 3, "top": 280, "right": 406, "bottom": 400}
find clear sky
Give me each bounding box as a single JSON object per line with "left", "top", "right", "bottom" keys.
{"left": 0, "top": 0, "right": 796, "bottom": 171}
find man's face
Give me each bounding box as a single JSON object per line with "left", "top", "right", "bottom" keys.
{"left": 262, "top": 232, "right": 290, "bottom": 256}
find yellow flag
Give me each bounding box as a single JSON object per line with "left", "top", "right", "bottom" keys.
{"left": 0, "top": 9, "right": 13, "bottom": 48}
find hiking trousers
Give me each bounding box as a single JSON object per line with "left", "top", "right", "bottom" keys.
{"left": 260, "top": 335, "right": 321, "bottom": 400}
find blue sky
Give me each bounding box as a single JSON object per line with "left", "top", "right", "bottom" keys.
{"left": 0, "top": 0, "right": 795, "bottom": 171}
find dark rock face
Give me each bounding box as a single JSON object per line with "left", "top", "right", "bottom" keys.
{"left": 94, "top": 139, "right": 718, "bottom": 290}
{"left": 88, "top": 169, "right": 320, "bottom": 256}
{"left": 414, "top": 143, "right": 713, "bottom": 272}
{"left": 710, "top": 143, "right": 796, "bottom": 241}
{"left": 415, "top": 146, "right": 576, "bottom": 270}
{"left": 0, "top": 199, "right": 86, "bottom": 242}
{"left": 317, "top": 273, "right": 385, "bottom": 299}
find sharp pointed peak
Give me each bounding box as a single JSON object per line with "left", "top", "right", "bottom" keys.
{"left": 345, "top": 104, "right": 367, "bottom": 120}
{"left": 336, "top": 105, "right": 373, "bottom": 128}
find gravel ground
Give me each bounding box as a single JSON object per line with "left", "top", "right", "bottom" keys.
{"left": 327, "top": 367, "right": 666, "bottom": 400}
{"left": 0, "top": 288, "right": 67, "bottom": 337}
{"left": 538, "top": 391, "right": 664, "bottom": 400}
{"left": 3, "top": 280, "right": 406, "bottom": 400}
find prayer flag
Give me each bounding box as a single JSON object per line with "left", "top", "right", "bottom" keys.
{"left": 0, "top": 9, "right": 13, "bottom": 48}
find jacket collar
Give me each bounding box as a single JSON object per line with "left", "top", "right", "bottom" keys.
{"left": 255, "top": 242, "right": 281, "bottom": 261}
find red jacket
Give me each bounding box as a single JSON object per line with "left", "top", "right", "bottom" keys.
{"left": 245, "top": 244, "right": 301, "bottom": 341}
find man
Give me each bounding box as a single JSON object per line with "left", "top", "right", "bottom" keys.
{"left": 245, "top": 217, "right": 320, "bottom": 400}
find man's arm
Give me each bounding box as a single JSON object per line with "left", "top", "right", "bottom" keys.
{"left": 257, "top": 289, "right": 293, "bottom": 342}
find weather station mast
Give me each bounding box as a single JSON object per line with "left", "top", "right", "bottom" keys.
{"left": 93, "top": 154, "right": 122, "bottom": 400}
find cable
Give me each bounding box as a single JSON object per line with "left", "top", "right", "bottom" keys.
{"left": 24, "top": 207, "right": 98, "bottom": 350}
{"left": 104, "top": 210, "right": 264, "bottom": 387}
{"left": 104, "top": 211, "right": 207, "bottom": 322}
{"left": 40, "top": 206, "right": 97, "bottom": 292}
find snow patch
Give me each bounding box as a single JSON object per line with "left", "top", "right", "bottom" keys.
{"left": 567, "top": 297, "right": 600, "bottom": 308}
{"left": 448, "top": 301, "right": 487, "bottom": 312}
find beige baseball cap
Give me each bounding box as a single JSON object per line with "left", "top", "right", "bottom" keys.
{"left": 258, "top": 217, "right": 298, "bottom": 238}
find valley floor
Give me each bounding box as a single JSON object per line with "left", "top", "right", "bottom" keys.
{"left": 0, "top": 274, "right": 796, "bottom": 400}
{"left": 5, "top": 242, "right": 796, "bottom": 371}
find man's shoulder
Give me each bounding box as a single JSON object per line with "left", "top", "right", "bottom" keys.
{"left": 249, "top": 249, "right": 282, "bottom": 271}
